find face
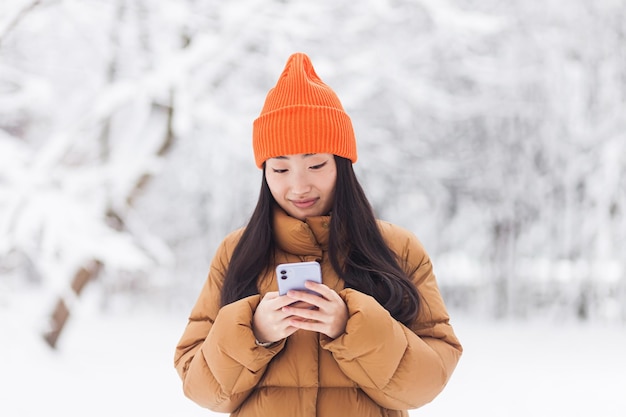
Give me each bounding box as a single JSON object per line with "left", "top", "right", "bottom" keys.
{"left": 265, "top": 153, "right": 337, "bottom": 220}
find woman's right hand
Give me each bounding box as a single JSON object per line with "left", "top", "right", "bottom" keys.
{"left": 252, "top": 291, "right": 305, "bottom": 344}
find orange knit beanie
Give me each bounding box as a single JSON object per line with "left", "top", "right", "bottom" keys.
{"left": 252, "top": 53, "right": 357, "bottom": 168}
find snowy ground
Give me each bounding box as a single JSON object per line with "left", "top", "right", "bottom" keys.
{"left": 1, "top": 290, "right": 625, "bottom": 417}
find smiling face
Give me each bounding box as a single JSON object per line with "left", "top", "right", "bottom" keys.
{"left": 265, "top": 153, "right": 337, "bottom": 220}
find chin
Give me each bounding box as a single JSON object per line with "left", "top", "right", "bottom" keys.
{"left": 290, "top": 209, "right": 319, "bottom": 220}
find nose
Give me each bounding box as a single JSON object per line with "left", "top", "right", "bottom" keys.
{"left": 289, "top": 170, "right": 312, "bottom": 195}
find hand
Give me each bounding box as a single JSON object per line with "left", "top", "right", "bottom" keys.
{"left": 252, "top": 291, "right": 303, "bottom": 344}
{"left": 281, "top": 281, "right": 348, "bottom": 339}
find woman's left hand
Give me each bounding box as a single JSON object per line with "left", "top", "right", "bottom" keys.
{"left": 283, "top": 281, "right": 348, "bottom": 339}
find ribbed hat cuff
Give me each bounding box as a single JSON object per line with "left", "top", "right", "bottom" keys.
{"left": 253, "top": 105, "right": 357, "bottom": 168}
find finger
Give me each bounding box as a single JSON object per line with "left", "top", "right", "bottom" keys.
{"left": 276, "top": 294, "right": 305, "bottom": 308}
{"left": 282, "top": 304, "right": 320, "bottom": 320}
{"left": 303, "top": 281, "right": 338, "bottom": 299}
{"left": 287, "top": 316, "right": 336, "bottom": 337}
{"left": 288, "top": 301, "right": 317, "bottom": 309}
{"left": 262, "top": 291, "right": 280, "bottom": 300}
{"left": 263, "top": 292, "right": 304, "bottom": 310}
{"left": 286, "top": 289, "right": 326, "bottom": 308}
{"left": 287, "top": 308, "right": 346, "bottom": 339}
{"left": 288, "top": 318, "right": 321, "bottom": 332}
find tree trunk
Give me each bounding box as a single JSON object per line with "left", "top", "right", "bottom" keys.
{"left": 42, "top": 261, "right": 103, "bottom": 348}
{"left": 41, "top": 85, "right": 177, "bottom": 349}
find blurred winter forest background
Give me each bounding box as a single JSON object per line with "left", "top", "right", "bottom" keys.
{"left": 1, "top": 0, "right": 625, "bottom": 349}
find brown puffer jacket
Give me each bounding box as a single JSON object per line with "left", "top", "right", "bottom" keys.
{"left": 174, "top": 208, "right": 462, "bottom": 416}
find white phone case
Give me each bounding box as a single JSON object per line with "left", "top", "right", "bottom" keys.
{"left": 276, "top": 261, "right": 322, "bottom": 295}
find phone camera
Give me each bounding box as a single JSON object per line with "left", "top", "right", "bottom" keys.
{"left": 280, "top": 274, "right": 288, "bottom": 280}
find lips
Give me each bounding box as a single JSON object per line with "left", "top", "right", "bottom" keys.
{"left": 292, "top": 198, "right": 317, "bottom": 209}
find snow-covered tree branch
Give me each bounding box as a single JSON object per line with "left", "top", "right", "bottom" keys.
{"left": 1, "top": 0, "right": 625, "bottom": 343}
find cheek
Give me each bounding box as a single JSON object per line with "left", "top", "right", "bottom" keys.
{"left": 320, "top": 180, "right": 337, "bottom": 206}
{"left": 266, "top": 176, "right": 285, "bottom": 199}
{"left": 324, "top": 174, "right": 337, "bottom": 196}
{"left": 326, "top": 186, "right": 336, "bottom": 204}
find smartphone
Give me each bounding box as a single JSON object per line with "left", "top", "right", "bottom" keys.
{"left": 276, "top": 261, "right": 322, "bottom": 296}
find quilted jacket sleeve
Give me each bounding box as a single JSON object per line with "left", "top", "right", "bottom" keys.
{"left": 173, "top": 232, "right": 286, "bottom": 412}
{"left": 320, "top": 225, "right": 462, "bottom": 410}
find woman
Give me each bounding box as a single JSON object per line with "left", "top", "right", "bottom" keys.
{"left": 174, "top": 52, "right": 462, "bottom": 417}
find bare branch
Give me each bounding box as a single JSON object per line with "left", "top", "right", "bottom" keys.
{"left": 0, "top": 0, "right": 49, "bottom": 47}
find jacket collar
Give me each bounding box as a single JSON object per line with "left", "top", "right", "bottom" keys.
{"left": 272, "top": 206, "right": 330, "bottom": 256}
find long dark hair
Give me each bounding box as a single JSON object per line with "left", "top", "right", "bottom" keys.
{"left": 220, "top": 156, "right": 421, "bottom": 326}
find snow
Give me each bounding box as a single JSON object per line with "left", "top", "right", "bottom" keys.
{"left": 2, "top": 0, "right": 626, "bottom": 325}
{"left": 1, "top": 0, "right": 626, "bottom": 414}
{"left": 1, "top": 289, "right": 625, "bottom": 417}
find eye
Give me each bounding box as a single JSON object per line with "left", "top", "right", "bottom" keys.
{"left": 272, "top": 168, "right": 288, "bottom": 174}
{"left": 310, "top": 161, "right": 327, "bottom": 170}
